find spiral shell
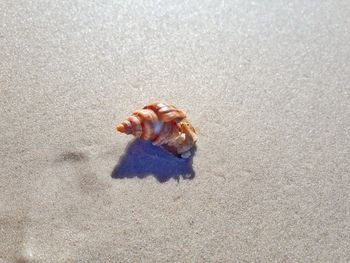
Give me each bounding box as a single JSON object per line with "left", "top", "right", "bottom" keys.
{"left": 116, "top": 102, "right": 197, "bottom": 158}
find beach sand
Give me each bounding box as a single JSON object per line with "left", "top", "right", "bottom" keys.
{"left": 1, "top": 0, "right": 349, "bottom": 262}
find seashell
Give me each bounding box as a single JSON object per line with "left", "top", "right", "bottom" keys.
{"left": 116, "top": 102, "right": 197, "bottom": 158}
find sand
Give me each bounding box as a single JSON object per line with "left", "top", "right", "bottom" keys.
{"left": 1, "top": 0, "right": 349, "bottom": 262}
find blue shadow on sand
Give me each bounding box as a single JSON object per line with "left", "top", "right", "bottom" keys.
{"left": 111, "top": 139, "right": 196, "bottom": 182}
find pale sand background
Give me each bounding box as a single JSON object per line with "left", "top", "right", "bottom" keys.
{"left": 1, "top": 0, "right": 350, "bottom": 262}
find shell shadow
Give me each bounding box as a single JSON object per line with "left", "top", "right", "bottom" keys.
{"left": 111, "top": 139, "right": 196, "bottom": 183}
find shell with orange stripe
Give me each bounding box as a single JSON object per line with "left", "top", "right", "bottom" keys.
{"left": 116, "top": 102, "right": 197, "bottom": 157}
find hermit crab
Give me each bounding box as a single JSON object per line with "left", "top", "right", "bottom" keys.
{"left": 116, "top": 102, "right": 197, "bottom": 158}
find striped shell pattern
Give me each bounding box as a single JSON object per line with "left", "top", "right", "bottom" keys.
{"left": 116, "top": 102, "right": 197, "bottom": 158}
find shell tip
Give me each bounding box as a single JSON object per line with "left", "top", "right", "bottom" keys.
{"left": 116, "top": 124, "right": 126, "bottom": 133}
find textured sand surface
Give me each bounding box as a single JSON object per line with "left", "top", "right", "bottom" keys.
{"left": 1, "top": 0, "right": 350, "bottom": 262}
